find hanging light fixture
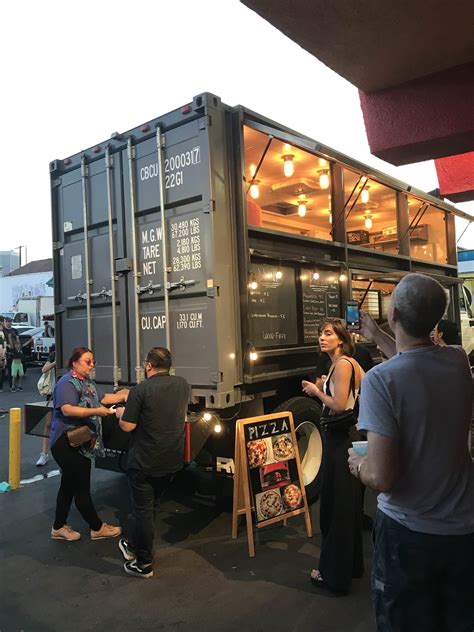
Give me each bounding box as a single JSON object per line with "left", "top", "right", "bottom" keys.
{"left": 319, "top": 169, "right": 330, "bottom": 190}
{"left": 364, "top": 213, "right": 373, "bottom": 230}
{"left": 318, "top": 157, "right": 327, "bottom": 167}
{"left": 361, "top": 185, "right": 370, "bottom": 204}
{"left": 249, "top": 163, "right": 257, "bottom": 177}
{"left": 249, "top": 180, "right": 260, "bottom": 200}
{"left": 282, "top": 154, "right": 295, "bottom": 177}
{"left": 275, "top": 269, "right": 283, "bottom": 280}
{"left": 312, "top": 271, "right": 320, "bottom": 281}
{"left": 339, "top": 273, "right": 347, "bottom": 282}
{"left": 297, "top": 195, "right": 307, "bottom": 217}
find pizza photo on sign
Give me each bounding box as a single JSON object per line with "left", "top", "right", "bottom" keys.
{"left": 246, "top": 438, "right": 268, "bottom": 469}
{"left": 259, "top": 461, "right": 290, "bottom": 491}
{"left": 281, "top": 483, "right": 303, "bottom": 511}
{"left": 256, "top": 489, "right": 284, "bottom": 521}
{"left": 271, "top": 433, "right": 295, "bottom": 461}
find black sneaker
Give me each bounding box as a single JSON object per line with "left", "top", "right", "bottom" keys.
{"left": 124, "top": 560, "right": 153, "bottom": 579}
{"left": 118, "top": 538, "right": 135, "bottom": 561}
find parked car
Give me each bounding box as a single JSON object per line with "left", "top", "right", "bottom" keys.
{"left": 32, "top": 332, "right": 55, "bottom": 362}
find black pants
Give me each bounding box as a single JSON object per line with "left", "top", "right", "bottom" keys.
{"left": 318, "top": 428, "right": 364, "bottom": 593}
{"left": 127, "top": 469, "right": 172, "bottom": 567}
{"left": 51, "top": 433, "right": 102, "bottom": 531}
{"left": 372, "top": 510, "right": 474, "bottom": 632}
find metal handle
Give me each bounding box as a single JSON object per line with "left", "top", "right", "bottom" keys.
{"left": 136, "top": 281, "right": 163, "bottom": 295}
{"left": 167, "top": 277, "right": 196, "bottom": 292}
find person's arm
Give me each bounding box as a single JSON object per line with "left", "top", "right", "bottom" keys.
{"left": 101, "top": 388, "right": 129, "bottom": 405}
{"left": 42, "top": 360, "right": 56, "bottom": 374}
{"left": 61, "top": 403, "right": 115, "bottom": 418}
{"left": 360, "top": 311, "right": 396, "bottom": 359}
{"left": 117, "top": 386, "right": 140, "bottom": 433}
{"left": 348, "top": 431, "right": 398, "bottom": 492}
{"left": 303, "top": 360, "right": 353, "bottom": 413}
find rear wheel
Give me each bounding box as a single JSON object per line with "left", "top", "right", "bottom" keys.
{"left": 274, "top": 397, "right": 323, "bottom": 504}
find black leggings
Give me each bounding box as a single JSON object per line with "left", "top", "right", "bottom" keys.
{"left": 51, "top": 433, "right": 102, "bottom": 531}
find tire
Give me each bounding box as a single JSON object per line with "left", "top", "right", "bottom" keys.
{"left": 274, "top": 396, "right": 323, "bottom": 504}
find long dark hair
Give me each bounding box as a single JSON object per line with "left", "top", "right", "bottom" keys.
{"left": 318, "top": 318, "right": 355, "bottom": 357}
{"left": 67, "top": 346, "right": 93, "bottom": 369}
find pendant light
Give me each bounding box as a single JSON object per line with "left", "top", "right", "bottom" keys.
{"left": 361, "top": 185, "right": 370, "bottom": 204}
{"left": 249, "top": 180, "right": 260, "bottom": 199}
{"left": 319, "top": 169, "right": 330, "bottom": 190}
{"left": 282, "top": 154, "right": 295, "bottom": 177}
{"left": 297, "top": 195, "right": 307, "bottom": 217}
{"left": 364, "top": 213, "right": 373, "bottom": 230}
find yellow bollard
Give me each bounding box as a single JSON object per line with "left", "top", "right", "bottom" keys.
{"left": 9, "top": 407, "right": 21, "bottom": 490}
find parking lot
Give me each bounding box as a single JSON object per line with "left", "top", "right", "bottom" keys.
{"left": 0, "top": 368, "right": 377, "bottom": 632}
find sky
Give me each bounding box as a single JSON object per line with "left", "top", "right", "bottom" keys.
{"left": 1, "top": 0, "right": 472, "bottom": 263}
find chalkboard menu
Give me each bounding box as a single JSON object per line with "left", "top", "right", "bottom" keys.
{"left": 248, "top": 263, "right": 297, "bottom": 347}
{"left": 301, "top": 269, "right": 341, "bottom": 343}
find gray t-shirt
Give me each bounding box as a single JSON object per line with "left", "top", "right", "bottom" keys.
{"left": 358, "top": 344, "right": 473, "bottom": 535}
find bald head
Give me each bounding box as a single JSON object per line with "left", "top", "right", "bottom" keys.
{"left": 391, "top": 273, "right": 447, "bottom": 338}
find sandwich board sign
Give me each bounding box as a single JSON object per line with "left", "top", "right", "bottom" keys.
{"left": 232, "top": 411, "right": 312, "bottom": 557}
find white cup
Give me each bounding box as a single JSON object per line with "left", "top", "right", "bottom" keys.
{"left": 352, "top": 441, "right": 368, "bottom": 456}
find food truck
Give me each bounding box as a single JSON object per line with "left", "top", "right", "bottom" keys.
{"left": 25, "top": 92, "right": 472, "bottom": 499}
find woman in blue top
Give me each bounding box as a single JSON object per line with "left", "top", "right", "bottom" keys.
{"left": 50, "top": 346, "right": 128, "bottom": 541}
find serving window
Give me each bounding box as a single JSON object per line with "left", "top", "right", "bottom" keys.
{"left": 343, "top": 168, "right": 399, "bottom": 253}
{"left": 243, "top": 126, "right": 333, "bottom": 241}
{"left": 406, "top": 195, "right": 448, "bottom": 264}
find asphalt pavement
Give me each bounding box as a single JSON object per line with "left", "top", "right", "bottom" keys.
{"left": 0, "top": 367, "right": 377, "bottom": 632}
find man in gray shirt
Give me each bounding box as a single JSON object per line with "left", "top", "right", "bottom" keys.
{"left": 348, "top": 273, "right": 474, "bottom": 632}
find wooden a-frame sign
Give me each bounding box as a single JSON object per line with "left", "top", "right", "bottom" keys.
{"left": 232, "top": 411, "right": 312, "bottom": 557}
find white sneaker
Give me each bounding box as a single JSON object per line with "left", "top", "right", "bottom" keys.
{"left": 36, "top": 452, "right": 50, "bottom": 466}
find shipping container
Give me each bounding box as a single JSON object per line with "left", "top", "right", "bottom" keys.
{"left": 25, "top": 93, "right": 471, "bottom": 499}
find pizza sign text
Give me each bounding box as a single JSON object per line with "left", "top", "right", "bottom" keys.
{"left": 247, "top": 418, "right": 289, "bottom": 441}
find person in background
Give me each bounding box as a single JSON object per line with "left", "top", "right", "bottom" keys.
{"left": 36, "top": 345, "right": 56, "bottom": 466}
{"left": 43, "top": 320, "right": 55, "bottom": 338}
{"left": 302, "top": 318, "right": 364, "bottom": 595}
{"left": 49, "top": 346, "right": 129, "bottom": 541}
{"left": 10, "top": 338, "right": 24, "bottom": 392}
{"left": 116, "top": 347, "right": 189, "bottom": 579}
{"left": 0, "top": 320, "right": 6, "bottom": 393}
{"left": 432, "top": 318, "right": 459, "bottom": 346}
{"left": 348, "top": 274, "right": 474, "bottom": 631}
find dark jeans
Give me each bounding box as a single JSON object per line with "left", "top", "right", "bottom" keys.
{"left": 127, "top": 469, "right": 172, "bottom": 567}
{"left": 51, "top": 433, "right": 102, "bottom": 531}
{"left": 372, "top": 510, "right": 474, "bottom": 632}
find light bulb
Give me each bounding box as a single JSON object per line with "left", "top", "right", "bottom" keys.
{"left": 282, "top": 154, "right": 295, "bottom": 177}
{"left": 361, "top": 186, "right": 370, "bottom": 204}
{"left": 250, "top": 280, "right": 258, "bottom": 290}
{"left": 250, "top": 351, "right": 258, "bottom": 361}
{"left": 313, "top": 272, "right": 320, "bottom": 281}
{"left": 250, "top": 163, "right": 257, "bottom": 177}
{"left": 275, "top": 270, "right": 283, "bottom": 280}
{"left": 297, "top": 201, "right": 307, "bottom": 217}
{"left": 319, "top": 170, "right": 330, "bottom": 190}
{"left": 250, "top": 181, "right": 260, "bottom": 199}
{"left": 339, "top": 274, "right": 347, "bottom": 282}
{"left": 364, "top": 214, "right": 373, "bottom": 230}
{"left": 318, "top": 158, "right": 327, "bottom": 167}
{"left": 213, "top": 423, "right": 222, "bottom": 433}
{"left": 202, "top": 412, "right": 212, "bottom": 422}
{"left": 229, "top": 353, "right": 236, "bottom": 359}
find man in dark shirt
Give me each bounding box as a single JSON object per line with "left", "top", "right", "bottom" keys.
{"left": 117, "top": 347, "right": 189, "bottom": 578}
